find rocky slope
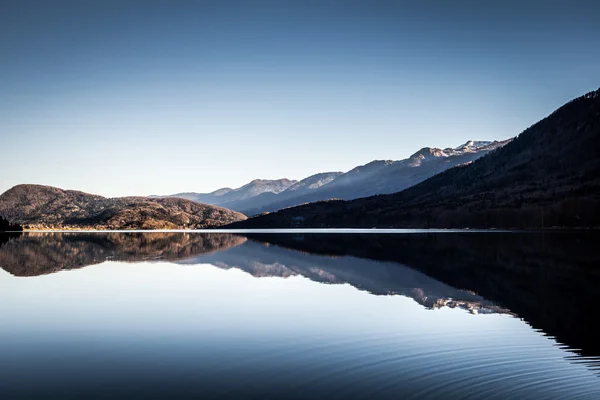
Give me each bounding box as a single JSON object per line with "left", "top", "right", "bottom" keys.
{"left": 0, "top": 185, "right": 246, "bottom": 230}
{"left": 228, "top": 88, "right": 600, "bottom": 228}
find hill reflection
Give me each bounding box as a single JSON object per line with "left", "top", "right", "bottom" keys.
{"left": 0, "top": 232, "right": 246, "bottom": 276}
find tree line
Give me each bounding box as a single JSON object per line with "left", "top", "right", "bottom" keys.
{"left": 0, "top": 216, "right": 23, "bottom": 231}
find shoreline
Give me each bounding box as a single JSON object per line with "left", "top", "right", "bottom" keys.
{"left": 1, "top": 227, "right": 599, "bottom": 234}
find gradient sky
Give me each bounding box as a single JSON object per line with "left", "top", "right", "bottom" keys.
{"left": 1, "top": 0, "right": 599, "bottom": 197}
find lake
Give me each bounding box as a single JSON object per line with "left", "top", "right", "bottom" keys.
{"left": 0, "top": 231, "right": 599, "bottom": 399}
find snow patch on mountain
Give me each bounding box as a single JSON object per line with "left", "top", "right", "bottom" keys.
{"left": 407, "top": 140, "right": 511, "bottom": 167}
{"left": 454, "top": 140, "right": 494, "bottom": 152}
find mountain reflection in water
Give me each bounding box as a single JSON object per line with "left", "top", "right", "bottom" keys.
{"left": 0, "top": 231, "right": 599, "bottom": 399}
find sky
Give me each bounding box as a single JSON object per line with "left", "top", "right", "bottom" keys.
{"left": 1, "top": 0, "right": 599, "bottom": 197}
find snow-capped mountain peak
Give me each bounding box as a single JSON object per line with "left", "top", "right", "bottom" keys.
{"left": 406, "top": 139, "right": 511, "bottom": 167}
{"left": 454, "top": 140, "right": 494, "bottom": 152}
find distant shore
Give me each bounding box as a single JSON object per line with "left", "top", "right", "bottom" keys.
{"left": 1, "top": 226, "right": 597, "bottom": 234}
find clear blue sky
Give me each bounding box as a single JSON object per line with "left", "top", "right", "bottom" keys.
{"left": 1, "top": 0, "right": 598, "bottom": 197}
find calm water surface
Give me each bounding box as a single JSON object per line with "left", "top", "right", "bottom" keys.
{"left": 0, "top": 231, "right": 599, "bottom": 399}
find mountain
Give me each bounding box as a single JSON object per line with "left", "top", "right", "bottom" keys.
{"left": 227, "top": 88, "right": 600, "bottom": 229}
{"left": 221, "top": 172, "right": 343, "bottom": 213}
{"left": 282, "top": 172, "right": 343, "bottom": 192}
{"left": 151, "top": 187, "right": 232, "bottom": 203}
{"left": 160, "top": 178, "right": 297, "bottom": 206}
{"left": 233, "top": 140, "right": 510, "bottom": 216}
{"left": 0, "top": 184, "right": 246, "bottom": 230}
{"left": 153, "top": 140, "right": 507, "bottom": 217}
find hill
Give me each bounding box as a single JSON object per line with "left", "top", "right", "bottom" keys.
{"left": 228, "top": 88, "right": 600, "bottom": 229}
{"left": 0, "top": 185, "right": 246, "bottom": 230}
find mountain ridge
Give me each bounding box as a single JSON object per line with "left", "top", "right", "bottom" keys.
{"left": 227, "top": 88, "right": 600, "bottom": 229}
{"left": 236, "top": 139, "right": 511, "bottom": 215}
{"left": 154, "top": 139, "right": 509, "bottom": 216}
{"left": 157, "top": 178, "right": 297, "bottom": 206}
